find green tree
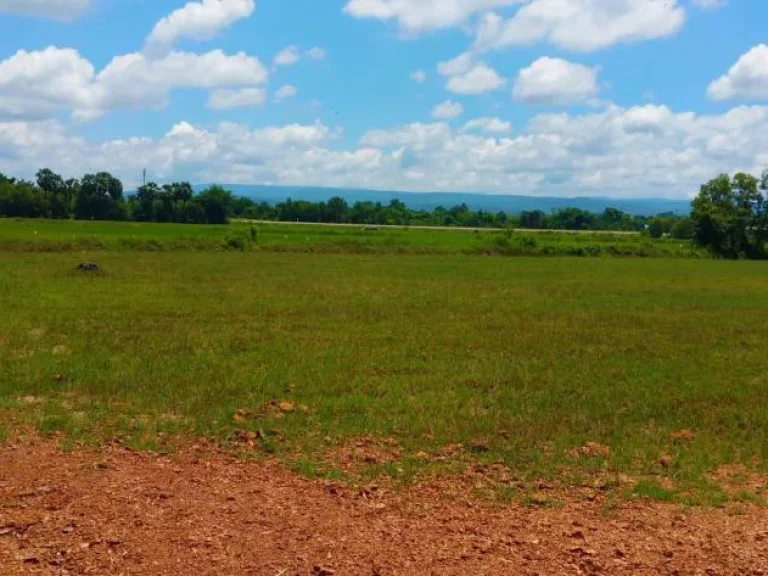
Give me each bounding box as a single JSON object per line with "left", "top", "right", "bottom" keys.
{"left": 196, "top": 185, "right": 233, "bottom": 224}
{"left": 75, "top": 172, "right": 124, "bottom": 220}
{"left": 648, "top": 217, "right": 666, "bottom": 239}
{"left": 36, "top": 169, "right": 70, "bottom": 218}
{"left": 327, "top": 196, "right": 348, "bottom": 223}
{"left": 520, "top": 210, "right": 547, "bottom": 229}
{"left": 691, "top": 172, "right": 767, "bottom": 258}
{"left": 670, "top": 217, "right": 695, "bottom": 239}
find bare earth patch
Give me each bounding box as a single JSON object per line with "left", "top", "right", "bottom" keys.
{"left": 1, "top": 442, "right": 767, "bottom": 576}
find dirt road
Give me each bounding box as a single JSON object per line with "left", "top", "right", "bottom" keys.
{"left": 1, "top": 442, "right": 765, "bottom": 575}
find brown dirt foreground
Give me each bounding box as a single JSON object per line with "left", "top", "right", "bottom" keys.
{"left": 1, "top": 442, "right": 766, "bottom": 576}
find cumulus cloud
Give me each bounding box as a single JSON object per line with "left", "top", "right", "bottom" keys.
{"left": 438, "top": 52, "right": 474, "bottom": 76}
{"left": 0, "top": 0, "right": 89, "bottom": 20}
{"left": 145, "top": 0, "right": 255, "bottom": 55}
{"left": 0, "top": 47, "right": 96, "bottom": 119}
{"left": 274, "top": 45, "right": 300, "bottom": 67}
{"left": 306, "top": 47, "right": 327, "bottom": 60}
{"left": 437, "top": 53, "right": 504, "bottom": 95}
{"left": 0, "top": 47, "right": 269, "bottom": 121}
{"left": 708, "top": 44, "right": 768, "bottom": 101}
{"left": 432, "top": 100, "right": 464, "bottom": 120}
{"left": 475, "top": 0, "right": 685, "bottom": 53}
{"left": 513, "top": 57, "right": 600, "bottom": 105}
{"left": 207, "top": 88, "right": 266, "bottom": 109}
{"left": 410, "top": 70, "right": 427, "bottom": 83}
{"left": 342, "top": 0, "right": 523, "bottom": 33}
{"left": 447, "top": 63, "right": 505, "bottom": 94}
{"left": 274, "top": 85, "right": 298, "bottom": 102}
{"left": 461, "top": 117, "right": 511, "bottom": 133}
{"left": 3, "top": 105, "right": 768, "bottom": 196}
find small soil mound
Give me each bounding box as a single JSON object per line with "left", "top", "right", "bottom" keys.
{"left": 76, "top": 262, "right": 101, "bottom": 273}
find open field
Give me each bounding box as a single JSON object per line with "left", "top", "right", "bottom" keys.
{"left": 0, "top": 218, "right": 702, "bottom": 258}
{"left": 235, "top": 218, "right": 643, "bottom": 234}
{"left": 2, "top": 220, "right": 767, "bottom": 574}
{"left": 1, "top": 245, "right": 767, "bottom": 504}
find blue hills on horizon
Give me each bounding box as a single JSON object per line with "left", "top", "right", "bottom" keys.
{"left": 202, "top": 184, "right": 692, "bottom": 217}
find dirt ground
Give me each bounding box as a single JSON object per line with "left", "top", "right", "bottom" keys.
{"left": 1, "top": 441, "right": 766, "bottom": 576}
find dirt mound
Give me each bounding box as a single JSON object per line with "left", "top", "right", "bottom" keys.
{"left": 1, "top": 441, "right": 766, "bottom": 575}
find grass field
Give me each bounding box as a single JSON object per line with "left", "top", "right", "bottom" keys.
{"left": 0, "top": 218, "right": 704, "bottom": 258}
{"left": 1, "top": 220, "right": 766, "bottom": 504}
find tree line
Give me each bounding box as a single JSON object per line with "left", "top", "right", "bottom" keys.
{"left": 2, "top": 167, "right": 767, "bottom": 258}
{"left": 231, "top": 196, "right": 694, "bottom": 236}
{"left": 0, "top": 170, "right": 234, "bottom": 224}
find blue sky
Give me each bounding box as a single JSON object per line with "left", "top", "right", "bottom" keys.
{"left": 0, "top": 0, "right": 766, "bottom": 198}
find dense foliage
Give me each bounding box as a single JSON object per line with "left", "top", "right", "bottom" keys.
{"left": 7, "top": 167, "right": 767, "bottom": 257}
{"left": 231, "top": 196, "right": 691, "bottom": 233}
{"left": 0, "top": 170, "right": 233, "bottom": 225}
{"left": 691, "top": 171, "right": 768, "bottom": 259}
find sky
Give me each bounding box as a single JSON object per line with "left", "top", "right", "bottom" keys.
{"left": 0, "top": 0, "right": 766, "bottom": 198}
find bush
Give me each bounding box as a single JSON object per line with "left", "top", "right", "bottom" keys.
{"left": 670, "top": 217, "right": 695, "bottom": 240}
{"left": 224, "top": 232, "right": 250, "bottom": 251}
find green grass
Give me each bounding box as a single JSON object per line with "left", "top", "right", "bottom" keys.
{"left": 1, "top": 242, "right": 766, "bottom": 502}
{"left": 0, "top": 218, "right": 705, "bottom": 258}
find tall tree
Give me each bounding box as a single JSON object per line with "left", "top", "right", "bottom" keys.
{"left": 75, "top": 172, "right": 124, "bottom": 220}
{"left": 691, "top": 172, "right": 767, "bottom": 258}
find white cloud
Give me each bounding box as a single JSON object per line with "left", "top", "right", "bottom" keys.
{"left": 462, "top": 117, "right": 511, "bottom": 133}
{"left": 274, "top": 85, "right": 298, "bottom": 102}
{"left": 438, "top": 52, "right": 474, "bottom": 76}
{"left": 447, "top": 63, "right": 505, "bottom": 94}
{"left": 0, "top": 47, "right": 268, "bottom": 121}
{"left": 410, "top": 70, "right": 427, "bottom": 83}
{"left": 207, "top": 88, "right": 266, "bottom": 109}
{"left": 0, "top": 47, "right": 96, "bottom": 119}
{"left": 93, "top": 50, "right": 268, "bottom": 116}
{"left": 306, "top": 47, "right": 327, "bottom": 60}
{"left": 513, "top": 57, "right": 599, "bottom": 105}
{"left": 708, "top": 44, "right": 768, "bottom": 101}
{"left": 691, "top": 0, "right": 727, "bottom": 9}
{"left": 432, "top": 100, "right": 464, "bottom": 120}
{"left": 438, "top": 53, "right": 504, "bottom": 95}
{"left": 475, "top": 0, "right": 685, "bottom": 53}
{"left": 145, "top": 0, "right": 255, "bottom": 55}
{"left": 361, "top": 122, "right": 453, "bottom": 149}
{"left": 3, "top": 105, "right": 768, "bottom": 197}
{"left": 342, "top": 0, "right": 524, "bottom": 33}
{"left": 0, "top": 0, "right": 89, "bottom": 20}
{"left": 274, "top": 45, "right": 300, "bottom": 67}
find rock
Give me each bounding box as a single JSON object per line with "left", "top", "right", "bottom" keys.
{"left": 571, "top": 529, "right": 585, "bottom": 540}
{"left": 62, "top": 526, "right": 75, "bottom": 534}
{"left": 314, "top": 565, "right": 336, "bottom": 576}
{"left": 76, "top": 262, "right": 100, "bottom": 272}
{"left": 659, "top": 455, "right": 674, "bottom": 469}
{"left": 21, "top": 554, "right": 40, "bottom": 564}
{"left": 107, "top": 537, "right": 122, "bottom": 546}
{"left": 278, "top": 401, "right": 295, "bottom": 413}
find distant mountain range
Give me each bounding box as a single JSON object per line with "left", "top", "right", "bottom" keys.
{"left": 205, "top": 184, "right": 692, "bottom": 217}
